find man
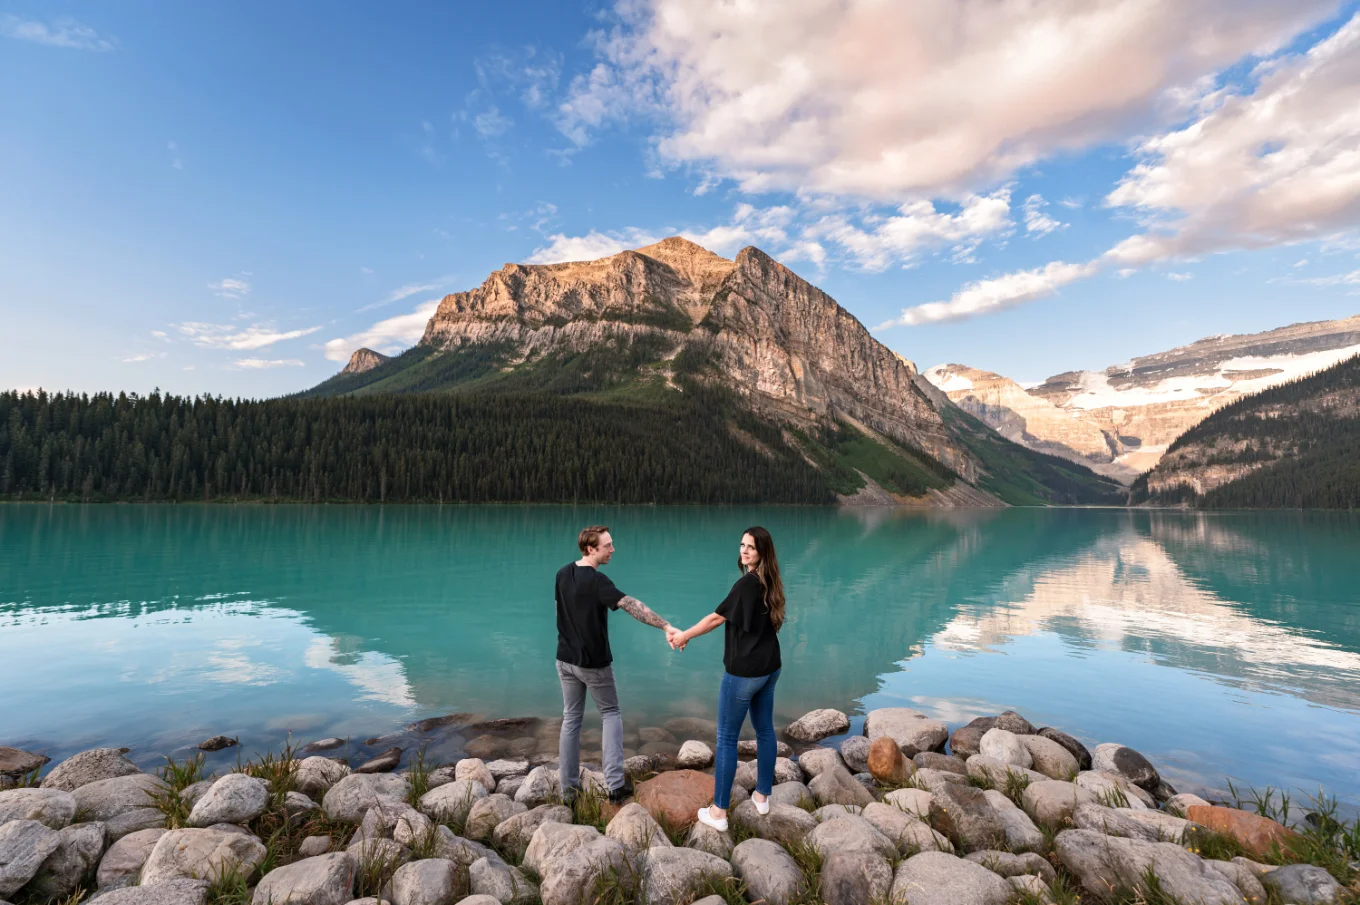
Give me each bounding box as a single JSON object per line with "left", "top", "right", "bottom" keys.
{"left": 556, "top": 524, "right": 675, "bottom": 804}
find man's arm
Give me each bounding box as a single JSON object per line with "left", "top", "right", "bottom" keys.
{"left": 618, "top": 595, "right": 671, "bottom": 631}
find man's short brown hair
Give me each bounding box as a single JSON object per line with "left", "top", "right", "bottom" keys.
{"left": 578, "top": 525, "right": 610, "bottom": 554}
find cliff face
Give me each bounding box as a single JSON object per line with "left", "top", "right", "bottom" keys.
{"left": 420, "top": 237, "right": 975, "bottom": 481}
{"left": 927, "top": 315, "right": 1360, "bottom": 482}
{"left": 342, "top": 348, "right": 391, "bottom": 375}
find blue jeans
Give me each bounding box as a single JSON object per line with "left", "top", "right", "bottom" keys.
{"left": 712, "top": 668, "right": 781, "bottom": 808}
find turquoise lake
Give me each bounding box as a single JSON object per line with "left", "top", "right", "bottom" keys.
{"left": 3, "top": 504, "right": 1359, "bottom": 807}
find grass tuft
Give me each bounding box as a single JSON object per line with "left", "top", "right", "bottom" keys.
{"left": 237, "top": 737, "right": 300, "bottom": 810}
{"left": 785, "top": 839, "right": 823, "bottom": 905}
{"left": 149, "top": 753, "right": 207, "bottom": 829}
{"left": 352, "top": 842, "right": 405, "bottom": 900}
{"left": 692, "top": 873, "right": 748, "bottom": 905}
{"left": 405, "top": 745, "right": 434, "bottom": 807}
{"left": 204, "top": 865, "right": 253, "bottom": 905}
{"left": 1096, "top": 785, "right": 1131, "bottom": 810}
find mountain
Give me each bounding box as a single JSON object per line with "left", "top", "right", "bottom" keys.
{"left": 926, "top": 315, "right": 1360, "bottom": 483}
{"left": 307, "top": 238, "right": 1123, "bottom": 506}
{"left": 342, "top": 347, "right": 390, "bottom": 374}
{"left": 1130, "top": 351, "right": 1360, "bottom": 509}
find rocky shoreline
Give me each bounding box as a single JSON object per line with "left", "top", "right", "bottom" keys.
{"left": 2, "top": 705, "right": 1357, "bottom": 905}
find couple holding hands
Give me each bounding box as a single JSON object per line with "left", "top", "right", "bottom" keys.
{"left": 553, "top": 524, "right": 785, "bottom": 832}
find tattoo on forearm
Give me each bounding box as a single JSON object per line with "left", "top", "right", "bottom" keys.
{"left": 619, "top": 596, "right": 669, "bottom": 630}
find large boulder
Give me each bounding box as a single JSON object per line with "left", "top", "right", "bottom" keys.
{"left": 1185, "top": 805, "right": 1301, "bottom": 859}
{"left": 512, "top": 767, "right": 562, "bottom": 808}
{"left": 1259, "top": 863, "right": 1344, "bottom": 904}
{"left": 808, "top": 765, "right": 874, "bottom": 809}
{"left": 522, "top": 823, "right": 602, "bottom": 876}
{"left": 785, "top": 710, "right": 850, "bottom": 742}
{"left": 867, "top": 738, "right": 913, "bottom": 786}
{"left": 992, "top": 712, "right": 1035, "bottom": 735}
{"left": 419, "top": 780, "right": 489, "bottom": 826}
{"left": 820, "top": 850, "right": 892, "bottom": 905}
{"left": 839, "top": 737, "right": 870, "bottom": 774}
{"left": 737, "top": 739, "right": 793, "bottom": 759}
{"left": 250, "top": 852, "right": 356, "bottom": 905}
{"left": 860, "top": 803, "right": 951, "bottom": 855}
{"left": 1074, "top": 771, "right": 1155, "bottom": 810}
{"left": 538, "top": 837, "right": 631, "bottom": 905}
{"left": 0, "top": 748, "right": 50, "bottom": 779}
{"left": 484, "top": 760, "right": 530, "bottom": 781}
{"left": 863, "top": 709, "right": 948, "bottom": 756}
{"left": 140, "top": 828, "right": 267, "bottom": 886}
{"left": 41, "top": 749, "right": 141, "bottom": 793}
{"left": 25, "top": 820, "right": 107, "bottom": 898}
{"left": 463, "top": 794, "right": 527, "bottom": 843}
{"left": 1112, "top": 808, "right": 1193, "bottom": 843}
{"left": 73, "top": 774, "right": 168, "bottom": 822}
{"left": 633, "top": 770, "right": 714, "bottom": 831}
{"left": 947, "top": 720, "right": 993, "bottom": 759}
{"left": 430, "top": 827, "right": 493, "bottom": 868}
{"left": 97, "top": 828, "right": 168, "bottom": 889}
{"left": 1021, "top": 780, "right": 1097, "bottom": 828}
{"left": 1036, "top": 728, "right": 1092, "bottom": 771}
{"left": 807, "top": 815, "right": 896, "bottom": 860}
{"left": 1091, "top": 743, "right": 1160, "bottom": 791}
{"left": 676, "top": 742, "right": 714, "bottom": 770}
{"left": 730, "top": 838, "right": 804, "bottom": 905}
{"left": 491, "top": 805, "right": 572, "bottom": 862}
{"left": 468, "top": 857, "right": 537, "bottom": 905}
{"left": 454, "top": 760, "right": 497, "bottom": 795}
{"left": 1020, "top": 736, "right": 1078, "bottom": 780}
{"left": 1166, "top": 793, "right": 1212, "bottom": 816}
{"left": 1071, "top": 803, "right": 1163, "bottom": 842}
{"left": 87, "top": 878, "right": 209, "bottom": 905}
{"left": 913, "top": 753, "right": 966, "bottom": 776}
{"left": 0, "top": 820, "right": 61, "bottom": 897}
{"left": 964, "top": 755, "right": 1045, "bottom": 788}
{"left": 928, "top": 784, "right": 1007, "bottom": 852}
{"left": 963, "top": 850, "right": 1056, "bottom": 885}
{"left": 910, "top": 769, "right": 969, "bottom": 796}
{"left": 638, "top": 846, "right": 730, "bottom": 905}
{"left": 323, "top": 774, "right": 410, "bottom": 824}
{"left": 890, "top": 851, "right": 1012, "bottom": 905}
{"left": 980, "top": 791, "right": 1043, "bottom": 853}
{"left": 1205, "top": 860, "right": 1267, "bottom": 904}
{"left": 604, "top": 803, "right": 671, "bottom": 853}
{"left": 978, "top": 729, "right": 1032, "bottom": 768}
{"left": 730, "top": 802, "right": 815, "bottom": 848}
{"left": 296, "top": 757, "right": 351, "bottom": 799}
{"left": 188, "top": 774, "right": 270, "bottom": 828}
{"left": 767, "top": 782, "right": 813, "bottom": 810}
{"left": 883, "top": 788, "right": 932, "bottom": 820}
{"left": 683, "top": 821, "right": 732, "bottom": 860}
{"left": 390, "top": 858, "right": 458, "bottom": 905}
{"left": 1055, "top": 829, "right": 1243, "bottom": 905}
{"left": 795, "top": 747, "right": 846, "bottom": 780}
{"left": 0, "top": 788, "right": 77, "bottom": 829}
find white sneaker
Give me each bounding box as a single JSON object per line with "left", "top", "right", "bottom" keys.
{"left": 752, "top": 793, "right": 770, "bottom": 816}
{"left": 696, "top": 806, "right": 729, "bottom": 832}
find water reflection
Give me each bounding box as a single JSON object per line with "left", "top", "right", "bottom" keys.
{"left": 2, "top": 505, "right": 1358, "bottom": 801}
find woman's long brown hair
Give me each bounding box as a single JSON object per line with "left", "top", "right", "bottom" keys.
{"left": 739, "top": 526, "right": 786, "bottom": 631}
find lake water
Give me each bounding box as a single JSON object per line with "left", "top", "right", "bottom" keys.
{"left": 3, "top": 504, "right": 1359, "bottom": 808}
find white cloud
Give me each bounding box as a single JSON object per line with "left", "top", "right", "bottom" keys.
{"left": 178, "top": 323, "right": 321, "bottom": 351}
{"left": 121, "top": 354, "right": 152, "bottom": 363}
{"left": 1107, "top": 14, "right": 1360, "bottom": 263}
{"left": 474, "top": 106, "right": 512, "bottom": 139}
{"left": 324, "top": 300, "right": 441, "bottom": 362}
{"left": 150, "top": 330, "right": 169, "bottom": 340}
{"left": 360, "top": 266, "right": 375, "bottom": 275}
{"left": 561, "top": 0, "right": 1335, "bottom": 199}
{"left": 1023, "top": 194, "right": 1067, "bottom": 237}
{"left": 1166, "top": 271, "right": 1194, "bottom": 281}
{"left": 233, "top": 359, "right": 305, "bottom": 369}
{"left": 879, "top": 260, "right": 1100, "bottom": 327}
{"left": 1298, "top": 268, "right": 1360, "bottom": 287}
{"left": 1, "top": 14, "right": 115, "bottom": 51}
{"left": 807, "top": 190, "right": 1013, "bottom": 272}
{"left": 526, "top": 228, "right": 663, "bottom": 264}
{"left": 359, "top": 278, "right": 455, "bottom": 312}
{"left": 208, "top": 277, "right": 251, "bottom": 299}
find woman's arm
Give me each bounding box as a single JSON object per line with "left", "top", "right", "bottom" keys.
{"left": 672, "top": 612, "right": 726, "bottom": 650}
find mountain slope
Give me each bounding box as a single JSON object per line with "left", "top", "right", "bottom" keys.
{"left": 1131, "top": 352, "right": 1360, "bottom": 509}
{"left": 926, "top": 314, "right": 1360, "bottom": 482}
{"left": 307, "top": 237, "right": 1121, "bottom": 506}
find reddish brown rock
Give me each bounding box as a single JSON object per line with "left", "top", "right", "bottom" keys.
{"left": 1186, "top": 805, "right": 1301, "bottom": 858}
{"left": 634, "top": 769, "right": 715, "bottom": 832}
{"left": 867, "top": 737, "right": 913, "bottom": 785}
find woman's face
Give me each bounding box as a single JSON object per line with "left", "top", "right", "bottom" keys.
{"left": 740, "top": 533, "right": 760, "bottom": 568}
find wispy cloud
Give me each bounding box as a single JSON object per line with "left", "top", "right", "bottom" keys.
{"left": 233, "top": 359, "right": 305, "bottom": 369}
{"left": 1, "top": 14, "right": 116, "bottom": 51}
{"left": 168, "top": 141, "right": 183, "bottom": 171}
{"left": 178, "top": 323, "right": 320, "bottom": 351}
{"left": 1297, "top": 269, "right": 1360, "bottom": 287}
{"left": 324, "top": 301, "right": 440, "bottom": 362}
{"left": 526, "top": 228, "right": 663, "bottom": 264}
{"left": 1166, "top": 272, "right": 1194, "bottom": 281}
{"left": 358, "top": 277, "right": 456, "bottom": 313}
{"left": 208, "top": 277, "right": 251, "bottom": 299}
{"left": 121, "top": 354, "right": 152, "bottom": 363}
{"left": 878, "top": 260, "right": 1101, "bottom": 328}
{"left": 1022, "top": 195, "right": 1067, "bottom": 238}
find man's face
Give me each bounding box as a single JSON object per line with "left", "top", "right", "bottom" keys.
{"left": 591, "top": 531, "right": 615, "bottom": 564}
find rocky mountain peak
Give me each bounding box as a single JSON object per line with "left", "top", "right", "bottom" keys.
{"left": 342, "top": 348, "right": 390, "bottom": 375}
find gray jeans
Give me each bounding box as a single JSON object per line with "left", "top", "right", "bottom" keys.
{"left": 556, "top": 659, "right": 625, "bottom": 793}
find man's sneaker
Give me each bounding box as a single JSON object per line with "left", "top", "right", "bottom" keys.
{"left": 608, "top": 778, "right": 634, "bottom": 804}
{"left": 561, "top": 787, "right": 580, "bottom": 808}
{"left": 696, "top": 806, "right": 729, "bottom": 832}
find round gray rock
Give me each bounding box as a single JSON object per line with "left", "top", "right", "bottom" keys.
{"left": 1054, "top": 829, "right": 1243, "bottom": 905}
{"left": 491, "top": 804, "right": 572, "bottom": 862}
{"left": 0, "top": 788, "right": 76, "bottom": 829}
{"left": 251, "top": 852, "right": 356, "bottom": 905}
{"left": 978, "top": 729, "right": 1032, "bottom": 768}
{"left": 730, "top": 801, "right": 815, "bottom": 848}
{"left": 0, "top": 820, "right": 62, "bottom": 898}
{"left": 785, "top": 709, "right": 850, "bottom": 743}
{"left": 1260, "top": 863, "right": 1344, "bottom": 904}
{"left": 97, "top": 828, "right": 168, "bottom": 889}
{"left": 26, "top": 820, "right": 107, "bottom": 898}
{"left": 639, "top": 846, "right": 730, "bottom": 905}
{"left": 390, "top": 858, "right": 458, "bottom": 905}
{"left": 41, "top": 749, "right": 141, "bottom": 793}
{"left": 684, "top": 821, "right": 732, "bottom": 860}
{"left": 864, "top": 709, "right": 948, "bottom": 756}
{"left": 454, "top": 760, "right": 496, "bottom": 794}
{"left": 807, "top": 814, "right": 896, "bottom": 860}
{"left": 676, "top": 741, "right": 714, "bottom": 770}
{"left": 323, "top": 774, "right": 410, "bottom": 824}
{"left": 890, "top": 850, "right": 1012, "bottom": 905}
{"left": 767, "top": 781, "right": 813, "bottom": 809}
{"left": 188, "top": 774, "right": 270, "bottom": 828}
{"left": 464, "top": 794, "right": 526, "bottom": 843}
{"left": 89, "top": 878, "right": 209, "bottom": 905}
{"left": 820, "top": 850, "right": 892, "bottom": 905}
{"left": 296, "top": 757, "right": 351, "bottom": 799}
{"left": 795, "top": 747, "right": 846, "bottom": 779}
{"left": 604, "top": 803, "right": 670, "bottom": 853}
{"left": 839, "top": 737, "right": 870, "bottom": 774}
{"left": 140, "top": 828, "right": 268, "bottom": 886}
{"left": 1091, "top": 744, "right": 1160, "bottom": 791}
{"left": 1036, "top": 728, "right": 1092, "bottom": 771}
{"left": 1021, "top": 780, "right": 1098, "bottom": 828}
{"left": 1020, "top": 735, "right": 1078, "bottom": 780}
{"left": 73, "top": 774, "right": 168, "bottom": 822}
{"left": 730, "top": 838, "right": 804, "bottom": 905}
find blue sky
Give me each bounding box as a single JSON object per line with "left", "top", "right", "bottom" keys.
{"left": 3, "top": 0, "right": 1360, "bottom": 397}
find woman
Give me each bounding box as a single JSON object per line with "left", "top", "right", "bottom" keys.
{"left": 669, "top": 526, "right": 785, "bottom": 832}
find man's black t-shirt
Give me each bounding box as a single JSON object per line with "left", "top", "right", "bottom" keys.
{"left": 715, "top": 571, "right": 781, "bottom": 678}
{"left": 556, "top": 562, "right": 627, "bottom": 668}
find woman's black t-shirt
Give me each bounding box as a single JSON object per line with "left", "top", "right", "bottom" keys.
{"left": 715, "top": 571, "right": 781, "bottom": 677}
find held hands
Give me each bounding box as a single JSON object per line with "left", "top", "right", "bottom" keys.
{"left": 665, "top": 624, "right": 688, "bottom": 652}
